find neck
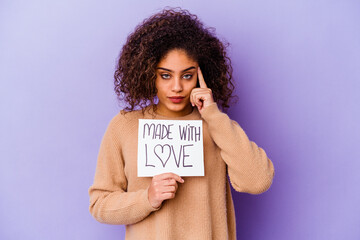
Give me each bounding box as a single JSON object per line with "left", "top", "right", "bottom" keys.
{"left": 154, "top": 104, "right": 194, "bottom": 117}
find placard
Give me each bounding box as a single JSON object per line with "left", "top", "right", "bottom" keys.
{"left": 137, "top": 119, "right": 204, "bottom": 177}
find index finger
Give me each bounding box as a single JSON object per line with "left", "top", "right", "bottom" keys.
{"left": 155, "top": 172, "right": 184, "bottom": 183}
{"left": 198, "top": 67, "right": 207, "bottom": 89}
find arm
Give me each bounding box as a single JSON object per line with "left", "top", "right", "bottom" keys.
{"left": 191, "top": 67, "right": 274, "bottom": 194}
{"left": 88, "top": 119, "right": 159, "bottom": 225}
{"left": 201, "top": 103, "right": 275, "bottom": 194}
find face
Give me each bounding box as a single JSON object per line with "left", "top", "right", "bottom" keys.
{"left": 155, "top": 49, "right": 198, "bottom": 117}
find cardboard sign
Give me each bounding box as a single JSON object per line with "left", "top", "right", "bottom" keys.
{"left": 137, "top": 119, "right": 204, "bottom": 177}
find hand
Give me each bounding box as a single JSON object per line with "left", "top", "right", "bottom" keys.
{"left": 190, "top": 67, "right": 215, "bottom": 113}
{"left": 148, "top": 172, "right": 184, "bottom": 209}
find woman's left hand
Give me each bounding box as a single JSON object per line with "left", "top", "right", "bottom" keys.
{"left": 190, "top": 67, "right": 215, "bottom": 113}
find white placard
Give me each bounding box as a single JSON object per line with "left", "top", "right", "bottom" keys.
{"left": 137, "top": 119, "right": 204, "bottom": 177}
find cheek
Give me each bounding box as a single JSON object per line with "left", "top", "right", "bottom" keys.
{"left": 188, "top": 79, "right": 198, "bottom": 90}
{"left": 155, "top": 80, "right": 167, "bottom": 96}
{"left": 155, "top": 77, "right": 160, "bottom": 88}
{"left": 155, "top": 78, "right": 162, "bottom": 91}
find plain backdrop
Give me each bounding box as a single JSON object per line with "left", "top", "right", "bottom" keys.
{"left": 1, "top": 0, "right": 359, "bottom": 239}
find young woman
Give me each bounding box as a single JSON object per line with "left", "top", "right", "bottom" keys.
{"left": 89, "top": 8, "right": 275, "bottom": 239}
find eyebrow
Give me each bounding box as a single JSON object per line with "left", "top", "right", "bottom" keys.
{"left": 156, "top": 66, "right": 196, "bottom": 73}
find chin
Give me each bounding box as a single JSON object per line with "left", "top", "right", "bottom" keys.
{"left": 168, "top": 103, "right": 190, "bottom": 113}
{"left": 169, "top": 105, "right": 186, "bottom": 113}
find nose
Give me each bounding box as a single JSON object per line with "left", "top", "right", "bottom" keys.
{"left": 171, "top": 77, "right": 183, "bottom": 93}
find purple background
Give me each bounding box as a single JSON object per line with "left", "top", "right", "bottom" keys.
{"left": 1, "top": 0, "right": 359, "bottom": 239}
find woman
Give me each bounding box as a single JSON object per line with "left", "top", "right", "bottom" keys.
{"left": 88, "top": 8, "right": 275, "bottom": 239}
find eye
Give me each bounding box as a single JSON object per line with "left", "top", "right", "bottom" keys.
{"left": 183, "top": 74, "right": 193, "bottom": 80}
{"left": 161, "top": 73, "right": 171, "bottom": 79}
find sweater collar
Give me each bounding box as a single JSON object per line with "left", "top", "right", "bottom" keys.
{"left": 144, "top": 105, "right": 201, "bottom": 120}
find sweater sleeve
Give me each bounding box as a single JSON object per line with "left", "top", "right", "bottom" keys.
{"left": 88, "top": 117, "right": 159, "bottom": 225}
{"left": 201, "top": 103, "right": 275, "bottom": 194}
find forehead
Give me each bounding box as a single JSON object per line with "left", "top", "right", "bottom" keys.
{"left": 157, "top": 49, "right": 198, "bottom": 70}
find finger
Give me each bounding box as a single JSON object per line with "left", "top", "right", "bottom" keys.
{"left": 164, "top": 178, "right": 176, "bottom": 186}
{"left": 161, "top": 185, "right": 177, "bottom": 193}
{"left": 191, "top": 89, "right": 203, "bottom": 108}
{"left": 155, "top": 172, "right": 184, "bottom": 183}
{"left": 161, "top": 192, "right": 176, "bottom": 200}
{"left": 191, "top": 94, "right": 202, "bottom": 110}
{"left": 190, "top": 89, "right": 196, "bottom": 107}
{"left": 193, "top": 91, "right": 208, "bottom": 105}
{"left": 198, "top": 67, "right": 207, "bottom": 89}
{"left": 191, "top": 88, "right": 212, "bottom": 94}
{"left": 194, "top": 93, "right": 203, "bottom": 109}
{"left": 161, "top": 180, "right": 178, "bottom": 192}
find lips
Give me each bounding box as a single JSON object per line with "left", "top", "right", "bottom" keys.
{"left": 168, "top": 96, "right": 185, "bottom": 103}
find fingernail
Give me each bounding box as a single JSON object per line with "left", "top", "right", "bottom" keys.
{"left": 181, "top": 178, "right": 184, "bottom": 183}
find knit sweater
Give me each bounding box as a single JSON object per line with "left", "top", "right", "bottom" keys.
{"left": 88, "top": 103, "right": 275, "bottom": 239}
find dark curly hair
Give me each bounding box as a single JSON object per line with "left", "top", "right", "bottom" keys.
{"left": 114, "top": 7, "right": 235, "bottom": 112}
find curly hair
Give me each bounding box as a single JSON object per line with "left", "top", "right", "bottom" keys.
{"left": 114, "top": 7, "right": 235, "bottom": 112}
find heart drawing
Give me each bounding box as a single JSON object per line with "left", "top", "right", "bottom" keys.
{"left": 154, "top": 144, "right": 171, "bottom": 167}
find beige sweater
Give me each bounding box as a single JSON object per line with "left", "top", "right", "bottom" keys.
{"left": 88, "top": 103, "right": 275, "bottom": 239}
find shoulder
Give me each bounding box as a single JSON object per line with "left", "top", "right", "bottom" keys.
{"left": 107, "top": 108, "right": 146, "bottom": 131}
{"left": 101, "top": 108, "right": 146, "bottom": 144}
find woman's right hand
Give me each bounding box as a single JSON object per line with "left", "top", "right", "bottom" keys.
{"left": 148, "top": 172, "right": 184, "bottom": 209}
